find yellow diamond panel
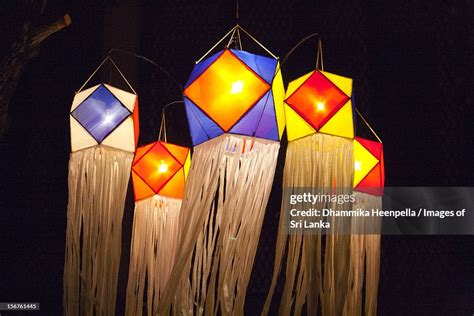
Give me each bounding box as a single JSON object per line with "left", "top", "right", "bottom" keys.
{"left": 285, "top": 103, "right": 316, "bottom": 141}
{"left": 272, "top": 63, "right": 286, "bottom": 138}
{"left": 319, "top": 100, "right": 354, "bottom": 139}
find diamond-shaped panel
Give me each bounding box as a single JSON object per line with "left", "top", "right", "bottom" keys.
{"left": 132, "top": 142, "right": 182, "bottom": 194}
{"left": 71, "top": 85, "right": 131, "bottom": 142}
{"left": 285, "top": 71, "right": 349, "bottom": 130}
{"left": 184, "top": 49, "right": 270, "bottom": 131}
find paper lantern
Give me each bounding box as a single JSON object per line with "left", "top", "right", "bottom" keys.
{"left": 353, "top": 137, "right": 385, "bottom": 196}
{"left": 64, "top": 80, "right": 137, "bottom": 316}
{"left": 351, "top": 137, "right": 384, "bottom": 315}
{"left": 70, "top": 83, "right": 139, "bottom": 152}
{"left": 264, "top": 70, "right": 356, "bottom": 315}
{"left": 160, "top": 30, "right": 283, "bottom": 314}
{"left": 131, "top": 141, "right": 191, "bottom": 201}
{"left": 285, "top": 70, "right": 354, "bottom": 141}
{"left": 183, "top": 48, "right": 285, "bottom": 145}
{"left": 126, "top": 141, "right": 191, "bottom": 315}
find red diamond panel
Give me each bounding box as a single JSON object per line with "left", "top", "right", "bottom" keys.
{"left": 286, "top": 71, "right": 349, "bottom": 130}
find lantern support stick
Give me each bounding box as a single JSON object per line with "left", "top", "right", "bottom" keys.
{"left": 76, "top": 56, "right": 137, "bottom": 94}
{"left": 316, "top": 39, "right": 324, "bottom": 71}
{"left": 108, "top": 57, "right": 137, "bottom": 94}
{"left": 355, "top": 108, "right": 383, "bottom": 143}
{"left": 196, "top": 26, "right": 238, "bottom": 64}
{"left": 236, "top": 27, "right": 243, "bottom": 50}
{"left": 226, "top": 27, "right": 238, "bottom": 48}
{"left": 158, "top": 100, "right": 184, "bottom": 142}
{"left": 236, "top": 25, "right": 278, "bottom": 59}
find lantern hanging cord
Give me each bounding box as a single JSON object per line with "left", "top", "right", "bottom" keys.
{"left": 279, "top": 33, "right": 320, "bottom": 71}
{"left": 77, "top": 55, "right": 137, "bottom": 94}
{"left": 158, "top": 100, "right": 184, "bottom": 142}
{"left": 236, "top": 0, "right": 239, "bottom": 22}
{"left": 108, "top": 48, "right": 183, "bottom": 94}
{"left": 355, "top": 108, "right": 383, "bottom": 143}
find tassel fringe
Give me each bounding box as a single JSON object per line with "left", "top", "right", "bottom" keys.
{"left": 125, "top": 194, "right": 184, "bottom": 316}
{"left": 63, "top": 145, "right": 132, "bottom": 316}
{"left": 159, "top": 134, "right": 280, "bottom": 315}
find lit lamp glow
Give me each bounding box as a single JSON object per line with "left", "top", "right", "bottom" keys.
{"left": 158, "top": 160, "right": 168, "bottom": 173}
{"left": 316, "top": 101, "right": 325, "bottom": 112}
{"left": 230, "top": 80, "right": 244, "bottom": 94}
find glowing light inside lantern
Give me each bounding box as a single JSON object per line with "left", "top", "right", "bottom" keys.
{"left": 316, "top": 101, "right": 325, "bottom": 112}
{"left": 354, "top": 160, "right": 362, "bottom": 171}
{"left": 102, "top": 111, "right": 114, "bottom": 125}
{"left": 230, "top": 80, "right": 244, "bottom": 94}
{"left": 158, "top": 161, "right": 168, "bottom": 173}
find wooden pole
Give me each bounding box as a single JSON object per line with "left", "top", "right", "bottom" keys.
{"left": 0, "top": 14, "right": 71, "bottom": 137}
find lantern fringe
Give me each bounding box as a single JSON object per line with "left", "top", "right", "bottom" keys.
{"left": 262, "top": 133, "right": 355, "bottom": 316}
{"left": 344, "top": 192, "right": 382, "bottom": 316}
{"left": 63, "top": 145, "right": 133, "bottom": 316}
{"left": 159, "top": 134, "right": 280, "bottom": 315}
{"left": 125, "top": 194, "right": 187, "bottom": 316}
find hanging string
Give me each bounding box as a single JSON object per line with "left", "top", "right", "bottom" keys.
{"left": 197, "top": 24, "right": 277, "bottom": 63}
{"left": 158, "top": 100, "right": 184, "bottom": 142}
{"left": 236, "top": 0, "right": 239, "bottom": 22}
{"left": 196, "top": 26, "right": 238, "bottom": 64}
{"left": 77, "top": 56, "right": 136, "bottom": 94}
{"left": 271, "top": 33, "right": 319, "bottom": 86}
{"left": 77, "top": 56, "right": 137, "bottom": 94}
{"left": 355, "top": 108, "right": 383, "bottom": 143}
{"left": 159, "top": 111, "right": 167, "bottom": 143}
{"left": 237, "top": 25, "right": 277, "bottom": 59}
{"left": 316, "top": 38, "right": 324, "bottom": 71}
{"left": 108, "top": 48, "right": 183, "bottom": 94}
{"left": 279, "top": 33, "right": 319, "bottom": 70}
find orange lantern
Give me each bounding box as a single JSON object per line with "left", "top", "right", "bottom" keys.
{"left": 131, "top": 141, "right": 191, "bottom": 200}
{"left": 126, "top": 139, "right": 191, "bottom": 315}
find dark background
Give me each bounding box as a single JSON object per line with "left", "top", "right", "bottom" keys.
{"left": 0, "top": 0, "right": 473, "bottom": 315}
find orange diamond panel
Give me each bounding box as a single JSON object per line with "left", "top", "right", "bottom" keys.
{"left": 286, "top": 71, "right": 349, "bottom": 130}
{"left": 184, "top": 50, "right": 270, "bottom": 131}
{"left": 132, "top": 142, "right": 182, "bottom": 194}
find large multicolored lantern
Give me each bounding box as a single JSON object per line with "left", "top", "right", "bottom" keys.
{"left": 126, "top": 141, "right": 191, "bottom": 315}
{"left": 184, "top": 48, "right": 285, "bottom": 144}
{"left": 159, "top": 25, "right": 284, "bottom": 315}
{"left": 64, "top": 57, "right": 138, "bottom": 316}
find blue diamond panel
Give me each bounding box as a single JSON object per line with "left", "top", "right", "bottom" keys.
{"left": 184, "top": 97, "right": 223, "bottom": 146}
{"left": 230, "top": 49, "right": 277, "bottom": 84}
{"left": 71, "top": 85, "right": 131, "bottom": 143}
